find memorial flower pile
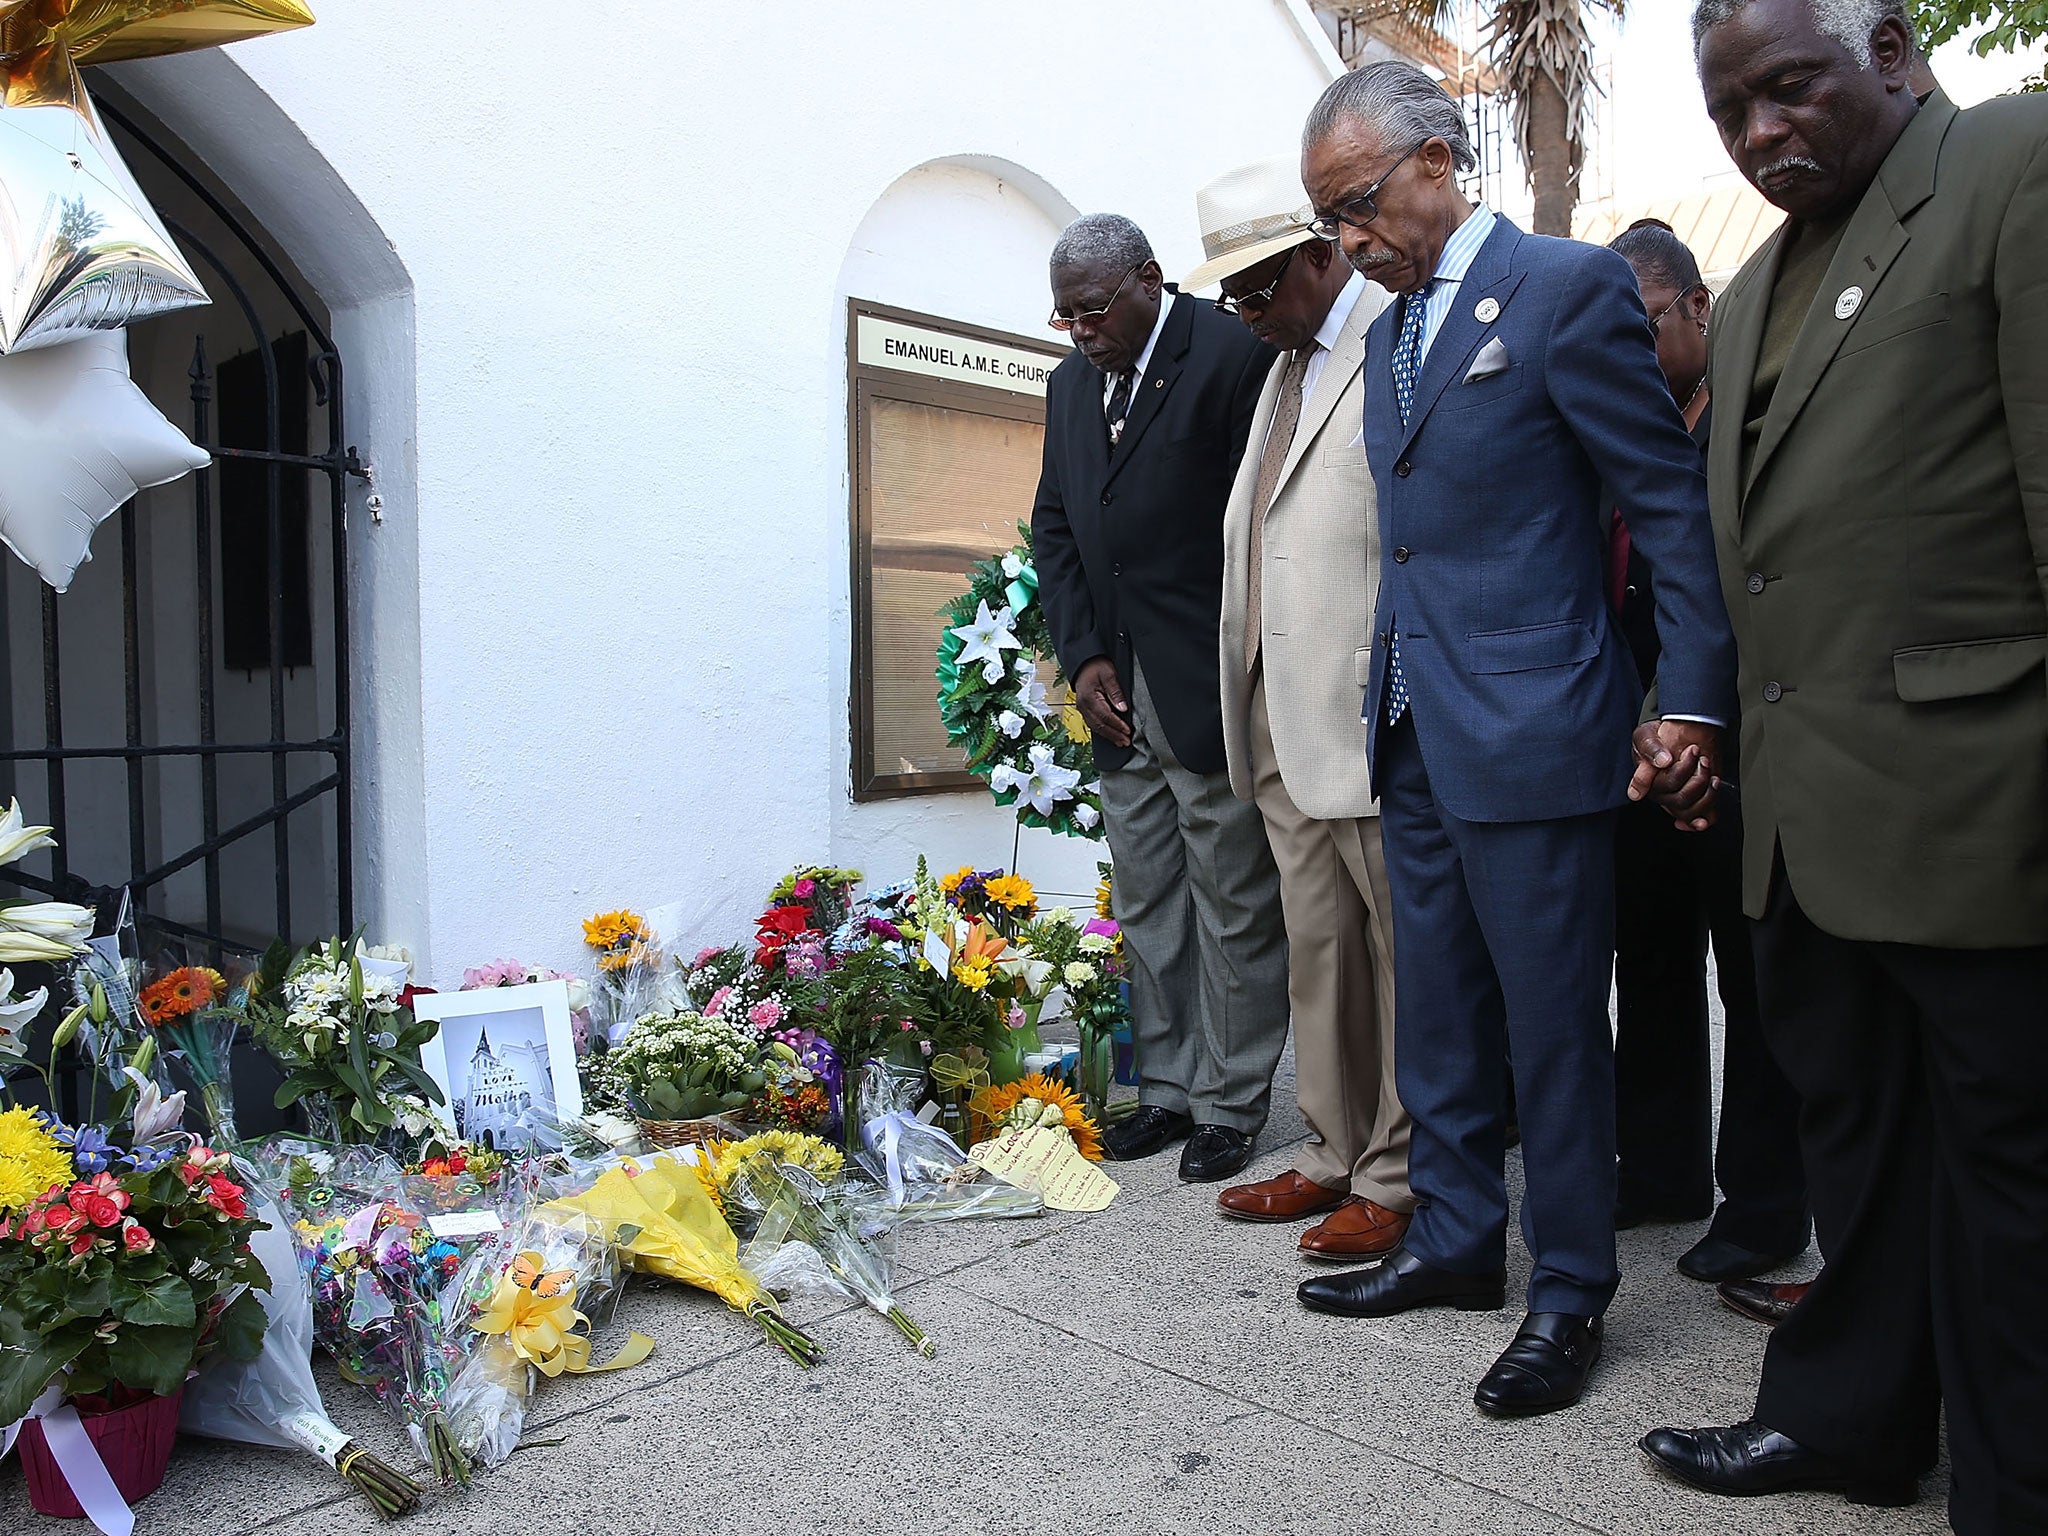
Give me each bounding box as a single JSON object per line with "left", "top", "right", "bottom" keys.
{"left": 589, "top": 1010, "right": 784, "bottom": 1125}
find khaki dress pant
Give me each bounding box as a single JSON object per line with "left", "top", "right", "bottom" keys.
{"left": 1098, "top": 659, "right": 1290, "bottom": 1133}
{"left": 1247, "top": 668, "right": 1411, "bottom": 1210}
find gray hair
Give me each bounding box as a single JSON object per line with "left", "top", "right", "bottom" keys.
{"left": 1302, "top": 61, "right": 1477, "bottom": 174}
{"left": 1691, "top": 0, "right": 1909, "bottom": 66}
{"left": 1050, "top": 213, "right": 1154, "bottom": 275}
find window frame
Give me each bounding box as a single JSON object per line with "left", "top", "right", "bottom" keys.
{"left": 846, "top": 299, "right": 1066, "bottom": 801}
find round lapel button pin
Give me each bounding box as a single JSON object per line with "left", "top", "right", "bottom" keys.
{"left": 1475, "top": 297, "right": 1500, "bottom": 324}
{"left": 1835, "top": 286, "right": 1864, "bottom": 320}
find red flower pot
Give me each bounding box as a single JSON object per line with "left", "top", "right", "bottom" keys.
{"left": 18, "top": 1388, "right": 184, "bottom": 1519}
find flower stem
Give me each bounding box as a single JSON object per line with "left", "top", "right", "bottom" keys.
{"left": 335, "top": 1441, "right": 423, "bottom": 1519}
{"left": 888, "top": 1304, "right": 935, "bottom": 1358}
{"left": 748, "top": 1303, "right": 824, "bottom": 1367}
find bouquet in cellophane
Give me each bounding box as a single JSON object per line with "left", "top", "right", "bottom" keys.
{"left": 273, "top": 1148, "right": 530, "bottom": 1483}
{"left": 442, "top": 1207, "right": 652, "bottom": 1469}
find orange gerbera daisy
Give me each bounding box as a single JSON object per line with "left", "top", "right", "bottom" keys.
{"left": 139, "top": 967, "right": 227, "bottom": 1025}
{"left": 968, "top": 1073, "right": 1104, "bottom": 1161}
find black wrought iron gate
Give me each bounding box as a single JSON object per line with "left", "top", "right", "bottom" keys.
{"left": 0, "top": 98, "right": 358, "bottom": 963}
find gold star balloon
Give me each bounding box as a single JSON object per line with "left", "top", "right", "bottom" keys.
{"left": 0, "top": 0, "right": 316, "bottom": 354}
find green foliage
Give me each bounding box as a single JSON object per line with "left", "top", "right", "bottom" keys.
{"left": 0, "top": 1144, "right": 267, "bottom": 1424}
{"left": 818, "top": 939, "right": 931, "bottom": 1066}
{"left": 1914, "top": 0, "right": 2048, "bottom": 60}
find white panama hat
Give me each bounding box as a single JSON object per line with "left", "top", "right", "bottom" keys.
{"left": 1181, "top": 154, "right": 1320, "bottom": 291}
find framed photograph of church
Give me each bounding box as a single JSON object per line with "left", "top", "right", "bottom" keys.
{"left": 414, "top": 980, "right": 584, "bottom": 1152}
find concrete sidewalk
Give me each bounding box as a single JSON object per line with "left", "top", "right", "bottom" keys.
{"left": 1, "top": 1047, "right": 1946, "bottom": 1536}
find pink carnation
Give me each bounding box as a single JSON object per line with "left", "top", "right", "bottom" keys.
{"left": 747, "top": 999, "right": 784, "bottom": 1032}
{"left": 693, "top": 946, "right": 723, "bottom": 969}
{"left": 793, "top": 879, "right": 817, "bottom": 899}
{"left": 705, "top": 986, "right": 733, "bottom": 1017}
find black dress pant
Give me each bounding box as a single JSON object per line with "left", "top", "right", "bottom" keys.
{"left": 1750, "top": 866, "right": 2048, "bottom": 1535}
{"left": 1613, "top": 797, "right": 1809, "bottom": 1252}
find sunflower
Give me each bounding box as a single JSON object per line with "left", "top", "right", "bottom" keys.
{"left": 0, "top": 1107, "right": 74, "bottom": 1211}
{"left": 139, "top": 966, "right": 227, "bottom": 1025}
{"left": 983, "top": 873, "right": 1037, "bottom": 917}
{"left": 582, "top": 909, "right": 648, "bottom": 950}
{"left": 937, "top": 867, "right": 971, "bottom": 896}
{"left": 968, "top": 1073, "right": 1103, "bottom": 1161}
{"left": 1094, "top": 872, "right": 1115, "bottom": 922}
{"left": 707, "top": 1130, "right": 844, "bottom": 1192}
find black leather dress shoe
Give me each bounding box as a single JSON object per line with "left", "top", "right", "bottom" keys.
{"left": 1101, "top": 1105, "right": 1194, "bottom": 1162}
{"left": 1179, "top": 1125, "right": 1254, "bottom": 1182}
{"left": 1639, "top": 1420, "right": 1918, "bottom": 1507}
{"left": 1675, "top": 1233, "right": 1807, "bottom": 1283}
{"left": 1297, "top": 1244, "right": 1505, "bottom": 1318}
{"left": 1473, "top": 1313, "right": 1602, "bottom": 1417}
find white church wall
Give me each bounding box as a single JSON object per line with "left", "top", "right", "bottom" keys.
{"left": 76, "top": 0, "right": 1337, "bottom": 984}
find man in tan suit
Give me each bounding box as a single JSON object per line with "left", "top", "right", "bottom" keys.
{"left": 1183, "top": 157, "right": 1411, "bottom": 1261}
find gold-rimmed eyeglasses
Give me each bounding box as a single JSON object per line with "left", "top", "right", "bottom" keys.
{"left": 1049, "top": 264, "right": 1141, "bottom": 332}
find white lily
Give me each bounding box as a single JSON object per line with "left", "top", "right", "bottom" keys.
{"left": 123, "top": 1066, "right": 188, "bottom": 1144}
{"left": 0, "top": 801, "right": 57, "bottom": 867}
{"left": 997, "top": 951, "right": 1055, "bottom": 997}
{"left": 0, "top": 900, "right": 95, "bottom": 949}
{"left": 951, "top": 600, "right": 1020, "bottom": 674}
{"left": 1017, "top": 674, "right": 1056, "bottom": 722}
{"left": 0, "top": 969, "right": 46, "bottom": 1057}
{"left": 0, "top": 931, "right": 81, "bottom": 964}
{"left": 990, "top": 742, "right": 1082, "bottom": 817}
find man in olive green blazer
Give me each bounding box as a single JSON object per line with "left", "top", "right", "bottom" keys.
{"left": 1637, "top": 2, "right": 2048, "bottom": 1530}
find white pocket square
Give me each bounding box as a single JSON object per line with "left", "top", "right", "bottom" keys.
{"left": 1464, "top": 337, "right": 1510, "bottom": 382}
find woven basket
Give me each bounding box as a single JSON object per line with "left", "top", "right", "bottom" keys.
{"left": 635, "top": 1115, "right": 732, "bottom": 1150}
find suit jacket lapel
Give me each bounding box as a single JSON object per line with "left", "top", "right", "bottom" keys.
{"left": 1278, "top": 282, "right": 1385, "bottom": 491}
{"left": 1746, "top": 94, "right": 1953, "bottom": 500}
{"left": 1711, "top": 226, "right": 1780, "bottom": 532}
{"left": 1105, "top": 292, "right": 1191, "bottom": 485}
{"left": 1397, "top": 217, "right": 1523, "bottom": 458}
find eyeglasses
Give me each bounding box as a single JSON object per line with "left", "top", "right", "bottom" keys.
{"left": 1214, "top": 247, "right": 1300, "bottom": 316}
{"left": 1308, "top": 142, "right": 1424, "bottom": 240}
{"left": 1647, "top": 286, "right": 1705, "bottom": 335}
{"left": 1049, "top": 264, "right": 1141, "bottom": 332}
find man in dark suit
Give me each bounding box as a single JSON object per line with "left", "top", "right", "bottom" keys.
{"left": 1030, "top": 213, "right": 1289, "bottom": 1182}
{"left": 1639, "top": 2, "right": 2048, "bottom": 1527}
{"left": 1292, "top": 63, "right": 1738, "bottom": 1419}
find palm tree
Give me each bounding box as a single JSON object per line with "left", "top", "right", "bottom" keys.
{"left": 1348, "top": 0, "right": 1626, "bottom": 235}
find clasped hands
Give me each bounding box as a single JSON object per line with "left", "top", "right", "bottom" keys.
{"left": 1627, "top": 720, "right": 1722, "bottom": 831}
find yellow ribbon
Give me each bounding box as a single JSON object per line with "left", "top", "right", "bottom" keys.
{"left": 471, "top": 1255, "right": 655, "bottom": 1379}
{"left": 928, "top": 1051, "right": 991, "bottom": 1096}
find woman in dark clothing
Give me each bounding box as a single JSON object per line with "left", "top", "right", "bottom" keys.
{"left": 1606, "top": 221, "right": 1811, "bottom": 1287}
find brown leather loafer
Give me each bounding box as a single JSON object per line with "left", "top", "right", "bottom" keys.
{"left": 1299, "top": 1195, "right": 1411, "bottom": 1260}
{"left": 1716, "top": 1278, "right": 1811, "bottom": 1326}
{"left": 1218, "top": 1170, "right": 1347, "bottom": 1223}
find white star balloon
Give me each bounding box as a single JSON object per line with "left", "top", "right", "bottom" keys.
{"left": 0, "top": 329, "right": 210, "bottom": 590}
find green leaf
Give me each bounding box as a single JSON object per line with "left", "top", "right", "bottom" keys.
{"left": 381, "top": 1054, "right": 447, "bottom": 1106}
{"left": 274, "top": 1071, "right": 331, "bottom": 1110}
{"left": 213, "top": 1291, "right": 269, "bottom": 1362}
{"left": 110, "top": 1273, "right": 197, "bottom": 1331}
{"left": 105, "top": 1323, "right": 195, "bottom": 1398}
{"left": 0, "top": 1315, "right": 91, "bottom": 1426}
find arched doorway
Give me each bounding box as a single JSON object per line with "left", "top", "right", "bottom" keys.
{"left": 0, "top": 71, "right": 393, "bottom": 964}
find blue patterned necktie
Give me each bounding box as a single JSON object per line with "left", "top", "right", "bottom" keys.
{"left": 1386, "top": 284, "right": 1432, "bottom": 725}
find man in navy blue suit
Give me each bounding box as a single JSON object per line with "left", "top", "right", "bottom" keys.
{"left": 1293, "top": 62, "right": 1739, "bottom": 1418}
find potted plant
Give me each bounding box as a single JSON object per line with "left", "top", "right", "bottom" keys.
{"left": 0, "top": 1104, "right": 267, "bottom": 1517}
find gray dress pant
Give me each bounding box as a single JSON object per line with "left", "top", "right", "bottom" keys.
{"left": 1098, "top": 658, "right": 1289, "bottom": 1132}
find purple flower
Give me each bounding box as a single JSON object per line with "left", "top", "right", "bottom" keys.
{"left": 1083, "top": 918, "right": 1120, "bottom": 939}
{"left": 67, "top": 1125, "right": 116, "bottom": 1175}
{"left": 866, "top": 917, "right": 904, "bottom": 942}
{"left": 793, "top": 879, "right": 818, "bottom": 899}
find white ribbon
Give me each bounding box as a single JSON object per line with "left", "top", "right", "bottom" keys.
{"left": 0, "top": 1384, "right": 139, "bottom": 1536}
{"left": 862, "top": 1112, "right": 968, "bottom": 1205}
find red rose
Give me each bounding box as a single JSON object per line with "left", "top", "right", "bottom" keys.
{"left": 120, "top": 1219, "right": 155, "bottom": 1255}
